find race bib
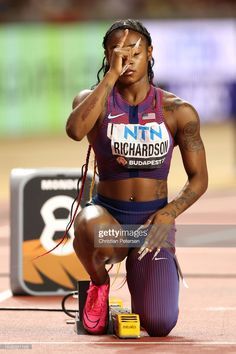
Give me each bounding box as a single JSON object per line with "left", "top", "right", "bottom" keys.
{"left": 107, "top": 122, "right": 170, "bottom": 169}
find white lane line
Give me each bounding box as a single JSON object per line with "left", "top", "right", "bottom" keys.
{"left": 0, "top": 289, "right": 12, "bottom": 302}
{"left": 0, "top": 341, "right": 235, "bottom": 345}
{"left": 207, "top": 307, "right": 236, "bottom": 311}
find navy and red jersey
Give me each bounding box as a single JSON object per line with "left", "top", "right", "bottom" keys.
{"left": 92, "top": 85, "right": 174, "bottom": 181}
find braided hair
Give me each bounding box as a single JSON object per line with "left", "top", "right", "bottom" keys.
{"left": 93, "top": 19, "right": 155, "bottom": 87}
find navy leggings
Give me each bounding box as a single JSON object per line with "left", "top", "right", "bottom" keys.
{"left": 90, "top": 194, "right": 180, "bottom": 337}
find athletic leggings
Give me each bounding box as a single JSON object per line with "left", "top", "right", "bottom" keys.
{"left": 90, "top": 194, "right": 180, "bottom": 337}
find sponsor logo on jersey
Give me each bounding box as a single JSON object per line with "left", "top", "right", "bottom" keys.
{"left": 107, "top": 122, "right": 170, "bottom": 169}
{"left": 108, "top": 113, "right": 125, "bottom": 119}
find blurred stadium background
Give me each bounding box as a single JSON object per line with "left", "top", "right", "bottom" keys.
{"left": 0, "top": 0, "right": 235, "bottom": 202}
{"left": 0, "top": 3, "right": 236, "bottom": 347}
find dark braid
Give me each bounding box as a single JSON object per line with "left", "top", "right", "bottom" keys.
{"left": 92, "top": 19, "right": 155, "bottom": 88}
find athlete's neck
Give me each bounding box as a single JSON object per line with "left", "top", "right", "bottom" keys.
{"left": 116, "top": 78, "right": 150, "bottom": 106}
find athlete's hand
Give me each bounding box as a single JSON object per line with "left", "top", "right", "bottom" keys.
{"left": 108, "top": 29, "right": 140, "bottom": 78}
{"left": 137, "top": 209, "right": 175, "bottom": 257}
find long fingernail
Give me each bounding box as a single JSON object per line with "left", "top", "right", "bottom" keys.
{"left": 152, "top": 248, "right": 160, "bottom": 260}
{"left": 120, "top": 64, "right": 129, "bottom": 76}
{"left": 134, "top": 37, "right": 141, "bottom": 49}
{"left": 136, "top": 225, "right": 144, "bottom": 232}
{"left": 138, "top": 246, "right": 144, "bottom": 254}
{"left": 138, "top": 248, "right": 149, "bottom": 261}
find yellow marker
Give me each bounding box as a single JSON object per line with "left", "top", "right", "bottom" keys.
{"left": 110, "top": 306, "right": 140, "bottom": 338}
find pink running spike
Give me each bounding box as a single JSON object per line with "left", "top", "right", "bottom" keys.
{"left": 82, "top": 280, "right": 110, "bottom": 335}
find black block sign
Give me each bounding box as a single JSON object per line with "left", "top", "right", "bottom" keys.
{"left": 10, "top": 169, "right": 94, "bottom": 295}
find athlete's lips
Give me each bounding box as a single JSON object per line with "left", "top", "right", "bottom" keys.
{"left": 123, "top": 70, "right": 135, "bottom": 76}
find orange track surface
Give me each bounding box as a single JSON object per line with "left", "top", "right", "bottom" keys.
{"left": 1, "top": 190, "right": 236, "bottom": 353}
{"left": 0, "top": 126, "right": 236, "bottom": 353}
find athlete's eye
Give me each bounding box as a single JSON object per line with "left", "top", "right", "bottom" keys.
{"left": 134, "top": 52, "right": 140, "bottom": 57}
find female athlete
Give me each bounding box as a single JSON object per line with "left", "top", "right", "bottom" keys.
{"left": 66, "top": 19, "right": 208, "bottom": 337}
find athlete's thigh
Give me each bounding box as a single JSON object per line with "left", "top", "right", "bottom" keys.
{"left": 126, "top": 248, "right": 179, "bottom": 313}
{"left": 74, "top": 204, "right": 130, "bottom": 263}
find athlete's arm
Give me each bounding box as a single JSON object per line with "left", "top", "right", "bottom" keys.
{"left": 66, "top": 29, "right": 135, "bottom": 141}
{"left": 66, "top": 72, "right": 117, "bottom": 141}
{"left": 163, "top": 103, "right": 208, "bottom": 218}
{"left": 139, "top": 102, "right": 208, "bottom": 252}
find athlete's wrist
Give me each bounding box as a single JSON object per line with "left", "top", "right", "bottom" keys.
{"left": 105, "top": 69, "right": 119, "bottom": 83}
{"left": 157, "top": 202, "right": 179, "bottom": 220}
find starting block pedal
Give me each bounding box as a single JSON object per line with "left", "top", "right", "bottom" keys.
{"left": 110, "top": 305, "right": 140, "bottom": 338}
{"left": 74, "top": 281, "right": 140, "bottom": 338}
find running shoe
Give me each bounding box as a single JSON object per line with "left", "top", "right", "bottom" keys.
{"left": 82, "top": 279, "right": 110, "bottom": 335}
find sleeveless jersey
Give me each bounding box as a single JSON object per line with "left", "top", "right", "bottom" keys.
{"left": 91, "top": 85, "right": 174, "bottom": 181}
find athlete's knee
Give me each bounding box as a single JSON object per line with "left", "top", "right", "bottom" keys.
{"left": 73, "top": 208, "right": 97, "bottom": 243}
{"left": 144, "top": 313, "right": 178, "bottom": 337}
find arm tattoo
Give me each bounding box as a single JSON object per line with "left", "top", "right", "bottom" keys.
{"left": 101, "top": 83, "right": 112, "bottom": 107}
{"left": 163, "top": 98, "right": 183, "bottom": 113}
{"left": 81, "top": 96, "right": 99, "bottom": 121}
{"left": 163, "top": 98, "right": 204, "bottom": 152}
{"left": 172, "top": 186, "right": 197, "bottom": 211}
{"left": 183, "top": 121, "right": 204, "bottom": 152}
{"left": 159, "top": 186, "right": 198, "bottom": 218}
{"left": 80, "top": 83, "right": 112, "bottom": 121}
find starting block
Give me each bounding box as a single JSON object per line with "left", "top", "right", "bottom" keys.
{"left": 74, "top": 281, "right": 140, "bottom": 338}
{"left": 109, "top": 304, "right": 140, "bottom": 338}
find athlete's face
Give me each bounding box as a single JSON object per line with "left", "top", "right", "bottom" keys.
{"left": 105, "top": 29, "right": 153, "bottom": 84}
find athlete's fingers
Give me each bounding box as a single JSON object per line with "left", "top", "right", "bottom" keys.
{"left": 136, "top": 213, "right": 156, "bottom": 233}
{"left": 141, "top": 224, "right": 171, "bottom": 251}
{"left": 138, "top": 247, "right": 150, "bottom": 261}
{"left": 116, "top": 29, "right": 129, "bottom": 49}
{"left": 149, "top": 232, "right": 166, "bottom": 250}
{"left": 113, "top": 47, "right": 132, "bottom": 58}
{"left": 152, "top": 233, "right": 169, "bottom": 250}
{"left": 141, "top": 223, "right": 159, "bottom": 244}
{"left": 114, "top": 43, "right": 138, "bottom": 60}
{"left": 113, "top": 48, "right": 131, "bottom": 73}
{"left": 113, "top": 36, "right": 140, "bottom": 76}
{"left": 138, "top": 227, "right": 173, "bottom": 261}
{"left": 148, "top": 225, "right": 166, "bottom": 245}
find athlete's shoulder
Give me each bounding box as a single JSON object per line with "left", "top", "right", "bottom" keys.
{"left": 72, "top": 89, "right": 93, "bottom": 109}
{"left": 161, "top": 89, "right": 199, "bottom": 122}
{"left": 161, "top": 89, "right": 187, "bottom": 110}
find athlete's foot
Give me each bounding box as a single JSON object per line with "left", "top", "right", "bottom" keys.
{"left": 82, "top": 277, "right": 110, "bottom": 335}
